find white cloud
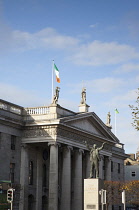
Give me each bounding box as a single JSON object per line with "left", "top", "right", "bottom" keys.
{"left": 67, "top": 77, "right": 125, "bottom": 94}
{"left": 116, "top": 116, "right": 139, "bottom": 154}
{"left": 0, "top": 83, "right": 48, "bottom": 107}
{"left": 0, "top": 24, "right": 139, "bottom": 66}
{"left": 70, "top": 41, "right": 139, "bottom": 66}
{"left": 87, "top": 77, "right": 124, "bottom": 93}
{"left": 104, "top": 89, "right": 137, "bottom": 110}
{"left": 115, "top": 63, "right": 139, "bottom": 73}
{"left": 92, "top": 77, "right": 124, "bottom": 92}
{"left": 89, "top": 23, "right": 98, "bottom": 28}
{"left": 0, "top": 26, "right": 79, "bottom": 53}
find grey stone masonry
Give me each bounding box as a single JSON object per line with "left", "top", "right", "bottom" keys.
{"left": 48, "top": 142, "right": 60, "bottom": 210}
{"left": 60, "top": 146, "right": 73, "bottom": 210}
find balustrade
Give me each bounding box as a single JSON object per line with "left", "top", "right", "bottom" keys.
{"left": 0, "top": 101, "right": 22, "bottom": 114}
{"left": 25, "top": 106, "right": 49, "bottom": 115}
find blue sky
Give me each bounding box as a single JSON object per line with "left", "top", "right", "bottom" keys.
{"left": 0, "top": 0, "right": 139, "bottom": 154}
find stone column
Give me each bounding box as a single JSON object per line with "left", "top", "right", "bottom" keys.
{"left": 36, "top": 148, "right": 42, "bottom": 210}
{"left": 48, "top": 142, "right": 60, "bottom": 210}
{"left": 73, "top": 149, "right": 84, "bottom": 210}
{"left": 60, "top": 146, "right": 73, "bottom": 210}
{"left": 19, "top": 144, "right": 29, "bottom": 210}
{"left": 105, "top": 156, "right": 112, "bottom": 181}
{"left": 99, "top": 155, "right": 104, "bottom": 179}
{"left": 86, "top": 152, "right": 90, "bottom": 178}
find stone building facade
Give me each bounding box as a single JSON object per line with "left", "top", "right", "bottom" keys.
{"left": 0, "top": 98, "right": 127, "bottom": 210}
{"left": 124, "top": 153, "right": 139, "bottom": 181}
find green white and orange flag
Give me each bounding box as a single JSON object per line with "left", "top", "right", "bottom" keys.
{"left": 54, "top": 63, "right": 60, "bottom": 83}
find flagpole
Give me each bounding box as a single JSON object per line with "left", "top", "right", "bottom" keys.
{"left": 115, "top": 109, "right": 117, "bottom": 136}
{"left": 52, "top": 60, "right": 54, "bottom": 102}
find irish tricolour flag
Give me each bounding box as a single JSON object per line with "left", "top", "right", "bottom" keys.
{"left": 54, "top": 63, "right": 60, "bottom": 83}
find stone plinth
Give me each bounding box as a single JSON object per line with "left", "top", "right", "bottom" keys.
{"left": 79, "top": 103, "right": 90, "bottom": 112}
{"left": 84, "top": 178, "right": 103, "bottom": 210}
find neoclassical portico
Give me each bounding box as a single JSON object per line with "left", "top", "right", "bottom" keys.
{"left": 0, "top": 93, "right": 127, "bottom": 210}
{"left": 18, "top": 98, "right": 126, "bottom": 210}
{"left": 19, "top": 143, "right": 115, "bottom": 210}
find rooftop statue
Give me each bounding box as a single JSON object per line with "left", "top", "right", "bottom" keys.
{"left": 80, "top": 87, "right": 86, "bottom": 104}
{"left": 52, "top": 87, "right": 60, "bottom": 105}
{"left": 85, "top": 141, "right": 106, "bottom": 178}
{"left": 106, "top": 112, "right": 111, "bottom": 126}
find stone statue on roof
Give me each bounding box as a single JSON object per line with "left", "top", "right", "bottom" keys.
{"left": 80, "top": 87, "right": 86, "bottom": 104}
{"left": 52, "top": 87, "right": 60, "bottom": 105}
{"left": 106, "top": 112, "right": 111, "bottom": 125}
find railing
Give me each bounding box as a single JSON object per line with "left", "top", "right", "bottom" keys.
{"left": 0, "top": 102, "right": 8, "bottom": 110}
{"left": 25, "top": 106, "right": 49, "bottom": 115}
{"left": 0, "top": 100, "right": 50, "bottom": 116}
{"left": 0, "top": 101, "right": 22, "bottom": 115}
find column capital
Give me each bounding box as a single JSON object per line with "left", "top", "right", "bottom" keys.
{"left": 107, "top": 156, "right": 112, "bottom": 161}
{"left": 67, "top": 145, "right": 73, "bottom": 151}
{"left": 48, "top": 141, "right": 61, "bottom": 147}
{"left": 79, "top": 149, "right": 84, "bottom": 154}
{"left": 100, "top": 154, "right": 104, "bottom": 160}
{"left": 21, "top": 143, "right": 28, "bottom": 150}
{"left": 62, "top": 145, "right": 73, "bottom": 153}
{"left": 74, "top": 148, "right": 84, "bottom": 154}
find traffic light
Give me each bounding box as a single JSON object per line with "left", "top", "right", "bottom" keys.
{"left": 7, "top": 188, "right": 13, "bottom": 203}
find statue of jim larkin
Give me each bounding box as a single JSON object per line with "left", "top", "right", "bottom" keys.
{"left": 85, "top": 141, "right": 106, "bottom": 178}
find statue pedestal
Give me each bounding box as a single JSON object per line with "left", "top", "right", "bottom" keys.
{"left": 84, "top": 178, "right": 103, "bottom": 210}
{"left": 79, "top": 103, "right": 90, "bottom": 112}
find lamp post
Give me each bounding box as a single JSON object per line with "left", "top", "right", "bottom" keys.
{"left": 122, "top": 190, "right": 126, "bottom": 210}
{"left": 99, "top": 189, "right": 106, "bottom": 210}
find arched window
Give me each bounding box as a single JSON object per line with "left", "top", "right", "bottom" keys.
{"left": 28, "top": 194, "right": 34, "bottom": 210}
{"left": 42, "top": 164, "right": 46, "bottom": 187}
{"left": 42, "top": 195, "right": 47, "bottom": 210}
{"left": 29, "top": 161, "right": 33, "bottom": 185}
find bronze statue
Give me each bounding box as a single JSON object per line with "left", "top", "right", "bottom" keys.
{"left": 52, "top": 87, "right": 60, "bottom": 104}
{"left": 85, "top": 141, "right": 106, "bottom": 178}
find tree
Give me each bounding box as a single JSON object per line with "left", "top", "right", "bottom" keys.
{"left": 129, "top": 88, "right": 139, "bottom": 131}
{"left": 104, "top": 181, "right": 123, "bottom": 209}
{"left": 104, "top": 180, "right": 139, "bottom": 209}
{"left": 122, "top": 180, "right": 139, "bottom": 207}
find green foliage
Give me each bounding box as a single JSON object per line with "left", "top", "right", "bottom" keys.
{"left": 0, "top": 193, "right": 10, "bottom": 210}
{"left": 104, "top": 180, "right": 139, "bottom": 208}
{"left": 129, "top": 88, "right": 139, "bottom": 131}
{"left": 122, "top": 180, "right": 139, "bottom": 206}
{"left": 104, "top": 181, "right": 123, "bottom": 207}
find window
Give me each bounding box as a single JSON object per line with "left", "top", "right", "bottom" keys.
{"left": 111, "top": 161, "right": 113, "bottom": 172}
{"left": 10, "top": 163, "right": 15, "bottom": 183}
{"left": 0, "top": 132, "right": 1, "bottom": 149}
{"left": 42, "top": 164, "right": 46, "bottom": 187}
{"left": 131, "top": 171, "right": 136, "bottom": 177}
{"left": 11, "top": 135, "right": 16, "bottom": 150}
{"left": 28, "top": 194, "right": 34, "bottom": 210}
{"left": 29, "top": 161, "right": 33, "bottom": 185}
{"left": 118, "top": 163, "right": 120, "bottom": 173}
{"left": 42, "top": 196, "right": 48, "bottom": 210}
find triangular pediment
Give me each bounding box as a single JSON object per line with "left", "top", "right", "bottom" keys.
{"left": 67, "top": 118, "right": 103, "bottom": 136}
{"left": 60, "top": 112, "right": 119, "bottom": 143}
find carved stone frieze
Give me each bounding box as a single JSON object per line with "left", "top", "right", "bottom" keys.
{"left": 23, "top": 126, "right": 112, "bottom": 153}
{"left": 57, "top": 127, "right": 88, "bottom": 143}
{"left": 23, "top": 126, "right": 57, "bottom": 138}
